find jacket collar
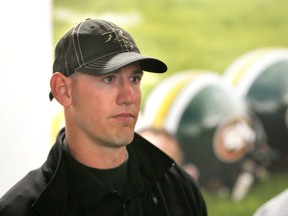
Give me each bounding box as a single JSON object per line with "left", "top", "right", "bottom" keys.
{"left": 32, "top": 128, "right": 174, "bottom": 215}
{"left": 32, "top": 128, "right": 70, "bottom": 215}
{"left": 130, "top": 133, "right": 174, "bottom": 183}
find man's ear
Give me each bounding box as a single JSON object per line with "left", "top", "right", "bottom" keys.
{"left": 50, "top": 72, "right": 72, "bottom": 106}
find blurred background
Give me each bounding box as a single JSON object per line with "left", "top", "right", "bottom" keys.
{"left": 1, "top": 0, "right": 288, "bottom": 215}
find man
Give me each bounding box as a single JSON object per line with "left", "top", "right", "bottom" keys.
{"left": 0, "top": 18, "right": 207, "bottom": 216}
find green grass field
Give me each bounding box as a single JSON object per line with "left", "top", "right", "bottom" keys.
{"left": 53, "top": 0, "right": 288, "bottom": 215}
{"left": 202, "top": 172, "right": 288, "bottom": 215}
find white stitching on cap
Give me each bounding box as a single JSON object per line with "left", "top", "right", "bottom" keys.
{"left": 73, "top": 21, "right": 86, "bottom": 67}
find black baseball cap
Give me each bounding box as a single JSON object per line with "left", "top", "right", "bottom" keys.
{"left": 50, "top": 18, "right": 167, "bottom": 100}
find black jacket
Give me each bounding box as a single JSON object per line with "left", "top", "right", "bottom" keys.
{"left": 0, "top": 128, "right": 207, "bottom": 216}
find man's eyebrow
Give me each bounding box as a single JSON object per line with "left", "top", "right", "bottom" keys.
{"left": 133, "top": 69, "right": 144, "bottom": 75}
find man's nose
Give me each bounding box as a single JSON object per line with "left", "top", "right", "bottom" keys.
{"left": 116, "top": 82, "right": 136, "bottom": 105}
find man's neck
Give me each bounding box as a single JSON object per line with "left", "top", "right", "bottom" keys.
{"left": 64, "top": 132, "right": 128, "bottom": 169}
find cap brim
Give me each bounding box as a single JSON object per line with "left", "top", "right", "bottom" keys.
{"left": 75, "top": 52, "right": 167, "bottom": 75}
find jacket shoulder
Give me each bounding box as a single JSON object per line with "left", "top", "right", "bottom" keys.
{"left": 0, "top": 168, "right": 45, "bottom": 216}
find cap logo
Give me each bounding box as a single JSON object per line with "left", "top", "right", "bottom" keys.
{"left": 101, "top": 25, "right": 134, "bottom": 51}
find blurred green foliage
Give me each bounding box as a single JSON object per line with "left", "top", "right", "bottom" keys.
{"left": 53, "top": 0, "right": 288, "bottom": 75}
{"left": 53, "top": 0, "right": 288, "bottom": 99}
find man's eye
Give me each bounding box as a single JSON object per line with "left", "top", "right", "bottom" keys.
{"left": 131, "top": 75, "right": 142, "bottom": 84}
{"left": 104, "top": 76, "right": 114, "bottom": 83}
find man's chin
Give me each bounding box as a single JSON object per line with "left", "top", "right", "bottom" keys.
{"left": 115, "top": 127, "right": 135, "bottom": 145}
{"left": 124, "top": 129, "right": 135, "bottom": 144}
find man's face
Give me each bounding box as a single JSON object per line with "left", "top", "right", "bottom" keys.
{"left": 68, "top": 62, "right": 143, "bottom": 148}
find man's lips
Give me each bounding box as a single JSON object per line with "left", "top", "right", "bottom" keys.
{"left": 112, "top": 113, "right": 135, "bottom": 119}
